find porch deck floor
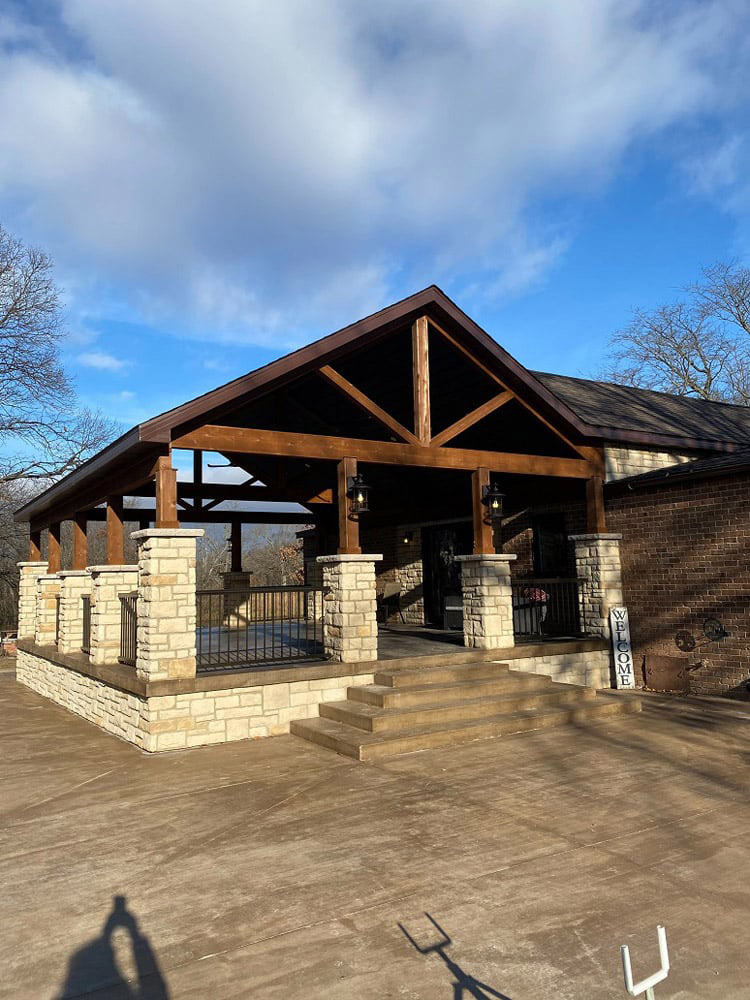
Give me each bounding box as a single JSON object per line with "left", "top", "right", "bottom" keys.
{"left": 4, "top": 674, "right": 750, "bottom": 998}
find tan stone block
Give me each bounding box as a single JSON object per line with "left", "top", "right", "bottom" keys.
{"left": 226, "top": 718, "right": 250, "bottom": 740}
{"left": 262, "top": 683, "right": 290, "bottom": 711}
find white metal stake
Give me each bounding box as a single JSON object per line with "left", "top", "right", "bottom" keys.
{"left": 621, "top": 925, "right": 670, "bottom": 998}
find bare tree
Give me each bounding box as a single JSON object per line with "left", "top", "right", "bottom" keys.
{"left": 0, "top": 225, "right": 117, "bottom": 626}
{"left": 601, "top": 262, "right": 750, "bottom": 404}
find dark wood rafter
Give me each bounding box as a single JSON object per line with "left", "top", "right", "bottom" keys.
{"left": 230, "top": 520, "right": 242, "bottom": 572}
{"left": 431, "top": 391, "right": 513, "bottom": 447}
{"left": 319, "top": 365, "right": 420, "bottom": 445}
{"left": 29, "top": 530, "right": 42, "bottom": 561}
{"left": 172, "top": 427, "right": 593, "bottom": 478}
{"left": 155, "top": 454, "right": 179, "bottom": 529}
{"left": 106, "top": 496, "right": 124, "bottom": 565}
{"left": 337, "top": 456, "right": 360, "bottom": 554}
{"left": 472, "top": 467, "right": 494, "bottom": 554}
{"left": 81, "top": 507, "right": 315, "bottom": 526}
{"left": 48, "top": 522, "right": 61, "bottom": 574}
{"left": 412, "top": 316, "right": 431, "bottom": 444}
{"left": 72, "top": 513, "right": 88, "bottom": 571}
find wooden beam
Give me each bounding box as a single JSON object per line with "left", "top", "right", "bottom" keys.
{"left": 173, "top": 426, "right": 593, "bottom": 479}
{"left": 319, "top": 365, "right": 420, "bottom": 445}
{"left": 472, "top": 468, "right": 494, "bottom": 555}
{"left": 72, "top": 513, "right": 88, "bottom": 570}
{"left": 155, "top": 455, "right": 179, "bottom": 529}
{"left": 193, "top": 449, "right": 203, "bottom": 511}
{"left": 230, "top": 521, "right": 242, "bottom": 572}
{"left": 431, "top": 391, "right": 513, "bottom": 447}
{"left": 83, "top": 507, "right": 318, "bottom": 526}
{"left": 337, "top": 457, "right": 360, "bottom": 554}
{"left": 586, "top": 476, "right": 607, "bottom": 533}
{"left": 48, "top": 522, "right": 61, "bottom": 574}
{"left": 106, "top": 496, "right": 124, "bottom": 565}
{"left": 29, "top": 530, "right": 41, "bottom": 561}
{"left": 412, "top": 316, "right": 431, "bottom": 444}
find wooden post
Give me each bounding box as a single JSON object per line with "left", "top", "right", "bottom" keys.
{"left": 230, "top": 520, "right": 242, "bottom": 572}
{"left": 337, "top": 457, "right": 361, "bottom": 554}
{"left": 586, "top": 476, "right": 606, "bottom": 534}
{"left": 412, "top": 316, "right": 431, "bottom": 444}
{"left": 155, "top": 455, "right": 179, "bottom": 529}
{"left": 72, "top": 513, "right": 88, "bottom": 570}
{"left": 29, "top": 530, "right": 42, "bottom": 561}
{"left": 106, "top": 496, "right": 124, "bottom": 565}
{"left": 193, "top": 449, "right": 203, "bottom": 512}
{"left": 472, "top": 467, "right": 494, "bottom": 555}
{"left": 48, "top": 522, "right": 61, "bottom": 574}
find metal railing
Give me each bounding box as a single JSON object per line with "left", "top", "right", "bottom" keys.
{"left": 196, "top": 586, "right": 324, "bottom": 671}
{"left": 119, "top": 593, "right": 138, "bottom": 667}
{"left": 81, "top": 595, "right": 91, "bottom": 654}
{"left": 512, "top": 577, "right": 585, "bottom": 639}
{"left": 55, "top": 595, "right": 61, "bottom": 645}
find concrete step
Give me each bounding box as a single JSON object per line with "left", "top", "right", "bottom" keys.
{"left": 291, "top": 696, "right": 642, "bottom": 761}
{"left": 320, "top": 683, "right": 595, "bottom": 732}
{"left": 374, "top": 660, "right": 510, "bottom": 688}
{"left": 350, "top": 670, "right": 555, "bottom": 708}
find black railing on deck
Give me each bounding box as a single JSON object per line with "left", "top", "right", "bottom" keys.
{"left": 81, "top": 595, "right": 91, "bottom": 654}
{"left": 196, "top": 586, "right": 323, "bottom": 671}
{"left": 119, "top": 593, "right": 138, "bottom": 667}
{"left": 512, "top": 578, "right": 585, "bottom": 639}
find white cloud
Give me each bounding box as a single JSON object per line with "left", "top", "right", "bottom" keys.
{"left": 77, "top": 350, "right": 131, "bottom": 372}
{"left": 0, "top": 0, "right": 747, "bottom": 342}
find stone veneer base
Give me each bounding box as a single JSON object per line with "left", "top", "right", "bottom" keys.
{"left": 15, "top": 637, "right": 611, "bottom": 751}
{"left": 16, "top": 644, "right": 373, "bottom": 752}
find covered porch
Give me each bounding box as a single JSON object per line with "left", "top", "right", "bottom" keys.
{"left": 13, "top": 288, "right": 624, "bottom": 750}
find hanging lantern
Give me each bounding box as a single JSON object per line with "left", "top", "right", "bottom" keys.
{"left": 481, "top": 482, "right": 505, "bottom": 521}
{"left": 346, "top": 472, "right": 372, "bottom": 514}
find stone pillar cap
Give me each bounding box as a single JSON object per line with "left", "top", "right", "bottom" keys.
{"left": 317, "top": 553, "right": 384, "bottom": 563}
{"left": 130, "top": 528, "right": 204, "bottom": 539}
{"left": 568, "top": 533, "right": 623, "bottom": 541}
{"left": 455, "top": 554, "right": 518, "bottom": 563}
{"left": 17, "top": 561, "right": 48, "bottom": 568}
{"left": 58, "top": 569, "right": 91, "bottom": 577}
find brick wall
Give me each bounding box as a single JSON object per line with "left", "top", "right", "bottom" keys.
{"left": 607, "top": 473, "right": 750, "bottom": 697}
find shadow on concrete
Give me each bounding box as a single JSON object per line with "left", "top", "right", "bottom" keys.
{"left": 399, "top": 913, "right": 512, "bottom": 999}
{"left": 55, "top": 895, "right": 169, "bottom": 999}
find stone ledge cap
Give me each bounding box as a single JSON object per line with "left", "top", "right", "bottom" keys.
{"left": 316, "top": 553, "right": 384, "bottom": 564}
{"left": 131, "top": 528, "right": 204, "bottom": 539}
{"left": 455, "top": 554, "right": 518, "bottom": 563}
{"left": 37, "top": 574, "right": 62, "bottom": 581}
{"left": 88, "top": 564, "right": 139, "bottom": 573}
{"left": 58, "top": 570, "right": 91, "bottom": 577}
{"left": 17, "top": 561, "right": 48, "bottom": 568}
{"left": 569, "top": 533, "right": 623, "bottom": 541}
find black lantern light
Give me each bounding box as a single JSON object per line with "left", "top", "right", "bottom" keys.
{"left": 481, "top": 482, "right": 505, "bottom": 522}
{"left": 346, "top": 472, "right": 372, "bottom": 514}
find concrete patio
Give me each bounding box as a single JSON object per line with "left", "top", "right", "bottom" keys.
{"left": 2, "top": 672, "right": 750, "bottom": 999}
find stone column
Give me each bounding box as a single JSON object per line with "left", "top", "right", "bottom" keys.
{"left": 317, "top": 554, "right": 382, "bottom": 663}
{"left": 57, "top": 570, "right": 92, "bottom": 655}
{"left": 35, "top": 574, "right": 62, "bottom": 646}
{"left": 221, "top": 570, "right": 254, "bottom": 624}
{"left": 456, "top": 554, "right": 517, "bottom": 650}
{"left": 89, "top": 565, "right": 139, "bottom": 665}
{"left": 569, "top": 533, "right": 624, "bottom": 639}
{"left": 16, "top": 562, "right": 48, "bottom": 640}
{"left": 132, "top": 528, "right": 203, "bottom": 682}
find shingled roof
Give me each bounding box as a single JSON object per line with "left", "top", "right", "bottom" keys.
{"left": 533, "top": 372, "right": 750, "bottom": 448}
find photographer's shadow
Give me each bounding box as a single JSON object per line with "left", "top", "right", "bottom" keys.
{"left": 56, "top": 894, "right": 169, "bottom": 999}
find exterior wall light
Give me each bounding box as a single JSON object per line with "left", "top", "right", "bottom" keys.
{"left": 346, "top": 473, "right": 372, "bottom": 514}
{"left": 481, "top": 483, "right": 505, "bottom": 522}
{"left": 402, "top": 530, "right": 413, "bottom": 545}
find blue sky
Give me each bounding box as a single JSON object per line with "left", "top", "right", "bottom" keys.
{"left": 2, "top": 1, "right": 750, "bottom": 436}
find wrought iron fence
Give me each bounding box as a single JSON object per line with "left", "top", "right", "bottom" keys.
{"left": 119, "top": 593, "right": 138, "bottom": 667}
{"left": 81, "top": 595, "right": 91, "bottom": 654}
{"left": 512, "top": 578, "right": 585, "bottom": 639}
{"left": 196, "top": 586, "right": 324, "bottom": 671}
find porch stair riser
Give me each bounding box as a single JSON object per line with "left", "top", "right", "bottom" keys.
{"left": 291, "top": 658, "right": 641, "bottom": 760}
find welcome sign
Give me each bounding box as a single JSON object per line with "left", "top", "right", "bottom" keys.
{"left": 610, "top": 607, "right": 636, "bottom": 689}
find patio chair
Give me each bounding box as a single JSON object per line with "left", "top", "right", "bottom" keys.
{"left": 377, "top": 581, "right": 405, "bottom": 623}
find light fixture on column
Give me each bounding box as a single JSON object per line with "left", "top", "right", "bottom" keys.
{"left": 346, "top": 472, "right": 372, "bottom": 514}
{"left": 402, "top": 530, "right": 413, "bottom": 545}
{"left": 481, "top": 483, "right": 505, "bottom": 522}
